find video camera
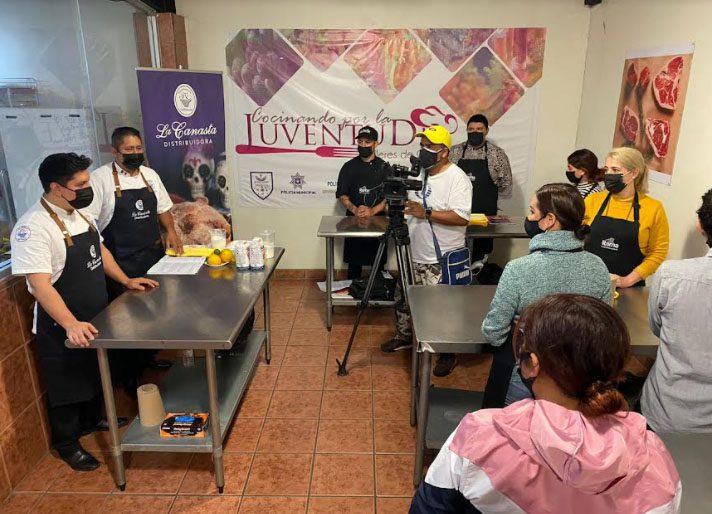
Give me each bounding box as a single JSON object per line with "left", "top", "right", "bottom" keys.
{"left": 382, "top": 155, "right": 422, "bottom": 207}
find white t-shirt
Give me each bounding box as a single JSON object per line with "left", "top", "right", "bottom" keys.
{"left": 407, "top": 163, "right": 472, "bottom": 264}
{"left": 88, "top": 162, "right": 173, "bottom": 232}
{"left": 11, "top": 199, "right": 102, "bottom": 331}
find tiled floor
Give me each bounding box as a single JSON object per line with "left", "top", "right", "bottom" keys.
{"left": 1, "top": 279, "right": 492, "bottom": 513}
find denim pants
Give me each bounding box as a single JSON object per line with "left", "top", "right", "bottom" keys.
{"left": 504, "top": 366, "right": 533, "bottom": 406}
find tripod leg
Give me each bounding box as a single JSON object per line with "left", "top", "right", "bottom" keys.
{"left": 336, "top": 235, "right": 388, "bottom": 376}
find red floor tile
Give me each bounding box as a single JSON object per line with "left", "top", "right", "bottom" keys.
{"left": 307, "top": 496, "right": 375, "bottom": 513}
{"left": 244, "top": 454, "right": 312, "bottom": 496}
{"left": 171, "top": 495, "right": 241, "bottom": 513}
{"left": 310, "top": 454, "right": 374, "bottom": 496}
{"left": 103, "top": 494, "right": 174, "bottom": 513}
{"left": 238, "top": 496, "right": 307, "bottom": 513}
{"left": 179, "top": 453, "right": 252, "bottom": 495}
{"left": 320, "top": 391, "right": 372, "bottom": 419}
{"left": 257, "top": 419, "right": 318, "bottom": 453}
{"left": 267, "top": 390, "right": 322, "bottom": 419}
{"left": 316, "top": 419, "right": 373, "bottom": 453}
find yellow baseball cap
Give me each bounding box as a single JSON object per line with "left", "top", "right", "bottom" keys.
{"left": 415, "top": 125, "right": 452, "bottom": 149}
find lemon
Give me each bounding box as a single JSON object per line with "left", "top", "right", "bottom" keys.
{"left": 219, "top": 249, "right": 234, "bottom": 263}
{"left": 206, "top": 254, "right": 222, "bottom": 266}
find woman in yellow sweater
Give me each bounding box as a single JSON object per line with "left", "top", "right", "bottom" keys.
{"left": 584, "top": 147, "right": 669, "bottom": 288}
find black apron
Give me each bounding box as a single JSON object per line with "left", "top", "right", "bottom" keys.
{"left": 459, "top": 142, "right": 497, "bottom": 258}
{"left": 35, "top": 198, "right": 108, "bottom": 407}
{"left": 102, "top": 164, "right": 164, "bottom": 298}
{"left": 585, "top": 192, "right": 645, "bottom": 286}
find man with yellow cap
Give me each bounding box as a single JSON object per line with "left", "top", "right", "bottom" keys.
{"left": 380, "top": 125, "right": 472, "bottom": 376}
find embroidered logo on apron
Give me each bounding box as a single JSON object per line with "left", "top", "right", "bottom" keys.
{"left": 601, "top": 237, "right": 620, "bottom": 251}
{"left": 86, "top": 244, "right": 102, "bottom": 271}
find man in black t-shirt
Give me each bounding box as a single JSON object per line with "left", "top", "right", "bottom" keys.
{"left": 336, "top": 126, "right": 387, "bottom": 279}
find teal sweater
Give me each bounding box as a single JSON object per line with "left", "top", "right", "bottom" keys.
{"left": 482, "top": 231, "right": 613, "bottom": 346}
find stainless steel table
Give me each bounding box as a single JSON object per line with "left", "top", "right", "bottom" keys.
{"left": 408, "top": 284, "right": 659, "bottom": 485}
{"left": 68, "top": 248, "right": 284, "bottom": 492}
{"left": 658, "top": 432, "right": 712, "bottom": 513}
{"left": 316, "top": 215, "right": 526, "bottom": 329}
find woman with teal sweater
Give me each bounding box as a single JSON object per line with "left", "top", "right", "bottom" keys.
{"left": 481, "top": 183, "right": 612, "bottom": 406}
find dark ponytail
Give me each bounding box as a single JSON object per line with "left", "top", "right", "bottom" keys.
{"left": 580, "top": 380, "right": 628, "bottom": 418}
{"left": 568, "top": 149, "right": 604, "bottom": 183}
{"left": 574, "top": 223, "right": 591, "bottom": 241}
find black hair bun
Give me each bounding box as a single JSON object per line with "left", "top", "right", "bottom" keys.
{"left": 574, "top": 223, "right": 591, "bottom": 240}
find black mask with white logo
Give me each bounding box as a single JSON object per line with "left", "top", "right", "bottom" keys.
{"left": 122, "top": 153, "right": 144, "bottom": 171}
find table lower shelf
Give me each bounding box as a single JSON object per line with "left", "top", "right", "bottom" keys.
{"left": 425, "top": 387, "right": 483, "bottom": 450}
{"left": 331, "top": 297, "right": 397, "bottom": 307}
{"left": 120, "top": 330, "right": 266, "bottom": 452}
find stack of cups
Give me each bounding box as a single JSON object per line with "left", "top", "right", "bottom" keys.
{"left": 260, "top": 230, "right": 275, "bottom": 259}
{"left": 137, "top": 383, "right": 166, "bottom": 427}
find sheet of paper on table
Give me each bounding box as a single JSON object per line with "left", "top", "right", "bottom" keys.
{"left": 147, "top": 256, "right": 205, "bottom": 275}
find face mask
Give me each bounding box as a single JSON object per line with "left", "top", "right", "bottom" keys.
{"left": 604, "top": 173, "right": 627, "bottom": 194}
{"left": 517, "top": 366, "right": 535, "bottom": 398}
{"left": 524, "top": 216, "right": 545, "bottom": 238}
{"left": 418, "top": 147, "right": 440, "bottom": 170}
{"left": 566, "top": 170, "right": 581, "bottom": 185}
{"left": 122, "top": 152, "right": 144, "bottom": 170}
{"left": 467, "top": 132, "right": 485, "bottom": 147}
{"left": 62, "top": 186, "right": 94, "bottom": 209}
{"left": 357, "top": 146, "right": 373, "bottom": 158}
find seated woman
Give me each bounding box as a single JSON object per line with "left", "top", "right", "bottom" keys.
{"left": 410, "top": 294, "right": 681, "bottom": 514}
{"left": 584, "top": 147, "right": 669, "bottom": 288}
{"left": 481, "top": 183, "right": 611, "bottom": 407}
{"left": 566, "top": 148, "right": 604, "bottom": 198}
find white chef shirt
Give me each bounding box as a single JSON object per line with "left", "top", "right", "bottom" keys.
{"left": 11, "top": 199, "right": 102, "bottom": 331}
{"left": 407, "top": 163, "right": 472, "bottom": 264}
{"left": 88, "top": 162, "right": 173, "bottom": 232}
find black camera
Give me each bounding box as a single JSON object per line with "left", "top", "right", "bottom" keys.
{"left": 382, "top": 155, "right": 422, "bottom": 207}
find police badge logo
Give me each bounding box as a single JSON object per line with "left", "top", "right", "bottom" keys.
{"left": 290, "top": 173, "right": 306, "bottom": 190}
{"left": 250, "top": 172, "right": 274, "bottom": 200}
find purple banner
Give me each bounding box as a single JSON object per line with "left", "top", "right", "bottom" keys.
{"left": 137, "top": 69, "right": 230, "bottom": 244}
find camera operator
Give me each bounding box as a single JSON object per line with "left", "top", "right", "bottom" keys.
{"left": 380, "top": 125, "right": 472, "bottom": 377}
{"left": 336, "top": 126, "right": 388, "bottom": 279}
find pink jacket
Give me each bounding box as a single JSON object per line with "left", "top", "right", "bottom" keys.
{"left": 414, "top": 400, "right": 681, "bottom": 514}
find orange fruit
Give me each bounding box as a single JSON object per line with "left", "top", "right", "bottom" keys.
{"left": 219, "top": 249, "right": 234, "bottom": 263}
{"left": 206, "top": 254, "right": 222, "bottom": 266}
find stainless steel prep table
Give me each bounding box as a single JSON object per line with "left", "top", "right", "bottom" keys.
{"left": 316, "top": 215, "right": 527, "bottom": 329}
{"left": 67, "top": 248, "right": 284, "bottom": 492}
{"left": 408, "top": 284, "right": 659, "bottom": 485}
{"left": 658, "top": 432, "right": 712, "bottom": 513}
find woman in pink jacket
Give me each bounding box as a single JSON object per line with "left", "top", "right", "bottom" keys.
{"left": 411, "top": 294, "right": 681, "bottom": 514}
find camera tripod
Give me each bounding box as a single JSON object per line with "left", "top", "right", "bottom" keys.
{"left": 336, "top": 206, "right": 415, "bottom": 376}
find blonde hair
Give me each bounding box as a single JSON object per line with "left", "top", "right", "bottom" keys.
{"left": 607, "top": 147, "right": 648, "bottom": 194}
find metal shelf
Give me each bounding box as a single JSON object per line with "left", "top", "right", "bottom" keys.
{"left": 424, "top": 387, "right": 483, "bottom": 450}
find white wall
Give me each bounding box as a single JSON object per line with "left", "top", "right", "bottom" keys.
{"left": 177, "top": 0, "right": 591, "bottom": 269}
{"left": 577, "top": 0, "right": 712, "bottom": 260}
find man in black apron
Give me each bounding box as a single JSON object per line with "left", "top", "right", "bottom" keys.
{"left": 449, "top": 114, "right": 513, "bottom": 266}
{"left": 335, "top": 126, "right": 388, "bottom": 279}
{"left": 11, "top": 153, "right": 157, "bottom": 471}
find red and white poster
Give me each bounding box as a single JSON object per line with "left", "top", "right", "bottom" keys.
{"left": 612, "top": 44, "right": 694, "bottom": 185}
{"left": 225, "top": 28, "right": 546, "bottom": 208}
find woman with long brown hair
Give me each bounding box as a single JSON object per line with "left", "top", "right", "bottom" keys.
{"left": 566, "top": 148, "right": 604, "bottom": 198}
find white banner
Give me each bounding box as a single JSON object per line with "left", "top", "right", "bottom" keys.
{"left": 225, "top": 28, "right": 546, "bottom": 208}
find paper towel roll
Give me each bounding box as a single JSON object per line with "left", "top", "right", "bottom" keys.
{"left": 137, "top": 383, "right": 166, "bottom": 427}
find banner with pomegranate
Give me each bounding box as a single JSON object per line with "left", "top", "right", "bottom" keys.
{"left": 226, "top": 28, "right": 546, "bottom": 208}
{"left": 612, "top": 44, "right": 694, "bottom": 185}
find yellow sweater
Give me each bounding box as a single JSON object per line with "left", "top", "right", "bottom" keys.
{"left": 584, "top": 191, "right": 669, "bottom": 280}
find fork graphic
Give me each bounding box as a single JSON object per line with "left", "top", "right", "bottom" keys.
{"left": 236, "top": 144, "right": 357, "bottom": 158}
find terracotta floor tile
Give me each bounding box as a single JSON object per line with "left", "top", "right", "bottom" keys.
{"left": 323, "top": 363, "right": 371, "bottom": 391}
{"left": 327, "top": 347, "right": 370, "bottom": 367}
{"left": 369, "top": 347, "right": 411, "bottom": 367}
{"left": 123, "top": 452, "right": 191, "bottom": 494}
{"left": 295, "top": 302, "right": 324, "bottom": 316}
{"left": 269, "top": 312, "right": 296, "bottom": 331}
{"left": 275, "top": 366, "right": 325, "bottom": 391}
{"left": 79, "top": 424, "right": 131, "bottom": 453}
{"left": 328, "top": 326, "right": 370, "bottom": 347}
{"left": 310, "top": 454, "right": 374, "bottom": 496}
{"left": 288, "top": 329, "right": 329, "bottom": 346}
{"left": 102, "top": 494, "right": 174, "bottom": 513}
{"left": 376, "top": 455, "right": 414, "bottom": 496}
{"left": 13, "top": 454, "right": 65, "bottom": 492}
{"left": 307, "top": 496, "right": 375, "bottom": 513}
{"left": 269, "top": 330, "right": 291, "bottom": 346}
{"left": 1, "top": 493, "right": 42, "bottom": 513}
{"left": 371, "top": 365, "right": 411, "bottom": 391}
{"left": 236, "top": 389, "right": 272, "bottom": 418}
{"left": 320, "top": 391, "right": 372, "bottom": 419}
{"left": 171, "top": 495, "right": 241, "bottom": 513}
{"left": 373, "top": 391, "right": 412, "bottom": 420}
{"left": 291, "top": 313, "right": 327, "bottom": 330}
{"left": 374, "top": 419, "right": 416, "bottom": 454}
{"left": 257, "top": 419, "right": 317, "bottom": 453}
{"left": 249, "top": 364, "right": 281, "bottom": 390}
{"left": 0, "top": 402, "right": 48, "bottom": 487}
{"left": 30, "top": 493, "right": 108, "bottom": 513}
{"left": 244, "top": 454, "right": 312, "bottom": 495}
{"left": 270, "top": 298, "right": 301, "bottom": 313}
{"left": 267, "top": 390, "right": 322, "bottom": 419}
{"left": 316, "top": 420, "right": 373, "bottom": 453}
{"left": 257, "top": 345, "right": 286, "bottom": 366}
{"left": 179, "top": 453, "right": 252, "bottom": 495}
{"left": 282, "top": 346, "right": 328, "bottom": 367}
{"left": 369, "top": 327, "right": 397, "bottom": 346}
{"left": 48, "top": 453, "right": 117, "bottom": 493}
{"left": 238, "top": 496, "right": 307, "bottom": 513}
{"left": 224, "top": 417, "right": 264, "bottom": 452}
{"left": 377, "top": 497, "right": 413, "bottom": 513}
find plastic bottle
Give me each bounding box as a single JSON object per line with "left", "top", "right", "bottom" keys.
{"left": 182, "top": 349, "right": 195, "bottom": 367}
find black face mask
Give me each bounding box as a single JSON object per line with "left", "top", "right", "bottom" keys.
{"left": 566, "top": 170, "right": 581, "bottom": 185}
{"left": 419, "top": 147, "right": 440, "bottom": 170}
{"left": 122, "top": 152, "right": 144, "bottom": 170}
{"left": 467, "top": 131, "right": 485, "bottom": 147}
{"left": 524, "top": 216, "right": 545, "bottom": 238}
{"left": 63, "top": 186, "right": 94, "bottom": 209}
{"left": 357, "top": 146, "right": 373, "bottom": 158}
{"left": 604, "top": 173, "right": 627, "bottom": 194}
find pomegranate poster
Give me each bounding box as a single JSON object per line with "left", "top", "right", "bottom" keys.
{"left": 612, "top": 44, "right": 694, "bottom": 185}
{"left": 226, "top": 28, "right": 546, "bottom": 208}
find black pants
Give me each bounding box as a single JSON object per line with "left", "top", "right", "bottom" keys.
{"left": 347, "top": 258, "right": 387, "bottom": 280}
{"left": 470, "top": 238, "right": 494, "bottom": 262}
{"left": 48, "top": 395, "right": 102, "bottom": 453}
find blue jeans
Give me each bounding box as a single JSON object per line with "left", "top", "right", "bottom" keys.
{"left": 505, "top": 366, "right": 533, "bottom": 406}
